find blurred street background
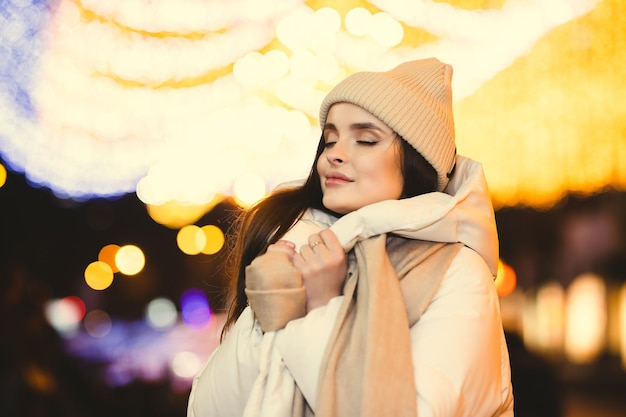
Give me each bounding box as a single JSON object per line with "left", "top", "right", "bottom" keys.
{"left": 1, "top": 1, "right": 625, "bottom": 416}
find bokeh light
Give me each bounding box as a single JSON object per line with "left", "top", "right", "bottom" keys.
{"left": 177, "top": 225, "right": 205, "bottom": 255}
{"left": 180, "top": 288, "right": 212, "bottom": 329}
{"left": 145, "top": 197, "right": 223, "bottom": 229}
{"left": 98, "top": 244, "right": 120, "bottom": 273}
{"left": 176, "top": 224, "right": 226, "bottom": 255}
{"left": 3, "top": 0, "right": 618, "bottom": 208}
{"left": 115, "top": 244, "right": 145, "bottom": 275}
{"left": 233, "top": 172, "right": 266, "bottom": 208}
{"left": 0, "top": 163, "right": 6, "bottom": 188}
{"left": 171, "top": 351, "right": 202, "bottom": 379}
{"left": 145, "top": 297, "right": 178, "bottom": 330}
{"left": 200, "top": 225, "right": 225, "bottom": 255}
{"left": 84, "top": 309, "right": 113, "bottom": 338}
{"left": 345, "top": 8, "right": 371, "bottom": 37}
{"left": 44, "top": 296, "right": 86, "bottom": 335}
{"left": 564, "top": 273, "right": 607, "bottom": 363}
{"left": 84, "top": 260, "right": 114, "bottom": 290}
{"left": 620, "top": 282, "right": 626, "bottom": 369}
{"left": 494, "top": 259, "right": 517, "bottom": 297}
{"left": 535, "top": 282, "right": 565, "bottom": 355}
{"left": 369, "top": 12, "right": 404, "bottom": 47}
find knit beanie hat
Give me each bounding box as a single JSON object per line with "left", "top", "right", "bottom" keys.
{"left": 319, "top": 58, "right": 457, "bottom": 192}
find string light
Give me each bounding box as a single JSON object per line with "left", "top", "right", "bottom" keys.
{"left": 1, "top": 0, "right": 621, "bottom": 208}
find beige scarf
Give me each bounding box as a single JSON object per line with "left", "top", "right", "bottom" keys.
{"left": 296, "top": 234, "right": 462, "bottom": 417}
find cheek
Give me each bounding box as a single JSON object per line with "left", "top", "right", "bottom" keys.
{"left": 362, "top": 157, "right": 403, "bottom": 198}
{"left": 379, "top": 152, "right": 403, "bottom": 195}
{"left": 386, "top": 166, "right": 404, "bottom": 199}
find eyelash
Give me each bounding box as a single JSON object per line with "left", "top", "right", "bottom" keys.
{"left": 323, "top": 140, "right": 378, "bottom": 148}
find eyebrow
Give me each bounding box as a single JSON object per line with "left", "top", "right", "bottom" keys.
{"left": 323, "top": 122, "right": 386, "bottom": 132}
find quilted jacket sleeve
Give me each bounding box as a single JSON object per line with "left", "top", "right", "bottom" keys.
{"left": 187, "top": 308, "right": 262, "bottom": 417}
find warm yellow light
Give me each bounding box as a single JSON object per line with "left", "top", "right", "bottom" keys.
{"left": 369, "top": 12, "right": 403, "bottom": 47}
{"left": 494, "top": 259, "right": 517, "bottom": 297}
{"left": 145, "top": 197, "right": 222, "bottom": 229}
{"left": 23, "top": 364, "right": 55, "bottom": 394}
{"left": 233, "top": 51, "right": 264, "bottom": 85}
{"left": 115, "top": 244, "right": 145, "bottom": 276}
{"left": 455, "top": 0, "right": 626, "bottom": 209}
{"left": 620, "top": 283, "right": 626, "bottom": 369}
{"left": 3, "top": 0, "right": 623, "bottom": 209}
{"left": 0, "top": 163, "right": 6, "bottom": 188}
{"left": 535, "top": 282, "right": 565, "bottom": 354}
{"left": 84, "top": 261, "right": 114, "bottom": 290}
{"left": 177, "top": 225, "right": 204, "bottom": 255}
{"left": 521, "top": 290, "right": 539, "bottom": 352}
{"left": 98, "top": 244, "right": 120, "bottom": 273}
{"left": 233, "top": 173, "right": 266, "bottom": 208}
{"left": 200, "top": 225, "right": 225, "bottom": 255}
{"left": 345, "top": 8, "right": 371, "bottom": 36}
{"left": 564, "top": 273, "right": 607, "bottom": 363}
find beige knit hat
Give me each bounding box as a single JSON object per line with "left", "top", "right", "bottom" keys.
{"left": 319, "top": 58, "right": 457, "bottom": 192}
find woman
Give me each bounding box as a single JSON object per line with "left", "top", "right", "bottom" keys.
{"left": 188, "top": 58, "right": 514, "bottom": 417}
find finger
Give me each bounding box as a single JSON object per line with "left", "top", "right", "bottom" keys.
{"left": 302, "top": 238, "right": 324, "bottom": 262}
{"left": 297, "top": 243, "right": 316, "bottom": 261}
{"left": 319, "top": 229, "right": 344, "bottom": 251}
{"left": 266, "top": 241, "right": 296, "bottom": 258}
{"left": 292, "top": 252, "right": 305, "bottom": 269}
{"left": 308, "top": 234, "right": 324, "bottom": 251}
{"left": 274, "top": 240, "right": 296, "bottom": 250}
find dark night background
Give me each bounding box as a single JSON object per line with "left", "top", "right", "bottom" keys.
{"left": 2, "top": 164, "right": 626, "bottom": 417}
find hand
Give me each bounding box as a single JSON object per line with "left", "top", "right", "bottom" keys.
{"left": 245, "top": 240, "right": 300, "bottom": 291}
{"left": 292, "top": 229, "right": 347, "bottom": 312}
{"left": 266, "top": 239, "right": 296, "bottom": 257}
{"left": 245, "top": 239, "right": 306, "bottom": 331}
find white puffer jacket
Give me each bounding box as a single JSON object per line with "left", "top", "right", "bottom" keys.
{"left": 187, "top": 156, "right": 514, "bottom": 417}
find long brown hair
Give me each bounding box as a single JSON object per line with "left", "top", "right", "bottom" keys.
{"left": 221, "top": 134, "right": 438, "bottom": 336}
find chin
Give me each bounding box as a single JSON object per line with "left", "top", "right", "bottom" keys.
{"left": 322, "top": 199, "right": 352, "bottom": 216}
{"left": 325, "top": 206, "right": 350, "bottom": 216}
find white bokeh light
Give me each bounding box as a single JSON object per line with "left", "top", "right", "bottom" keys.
{"left": 369, "top": 12, "right": 404, "bottom": 47}
{"left": 171, "top": 351, "right": 203, "bottom": 379}
{"left": 233, "top": 172, "right": 267, "bottom": 207}
{"left": 145, "top": 298, "right": 178, "bottom": 329}
{"left": 345, "top": 8, "right": 371, "bottom": 37}
{"left": 0, "top": 0, "right": 605, "bottom": 203}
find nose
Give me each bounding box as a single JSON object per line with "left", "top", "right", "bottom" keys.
{"left": 326, "top": 140, "right": 347, "bottom": 165}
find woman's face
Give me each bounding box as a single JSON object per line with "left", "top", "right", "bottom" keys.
{"left": 317, "top": 102, "right": 403, "bottom": 215}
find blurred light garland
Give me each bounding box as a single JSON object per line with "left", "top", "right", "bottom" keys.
{"left": 1, "top": 0, "right": 623, "bottom": 209}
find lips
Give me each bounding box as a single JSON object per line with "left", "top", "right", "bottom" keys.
{"left": 325, "top": 172, "right": 353, "bottom": 186}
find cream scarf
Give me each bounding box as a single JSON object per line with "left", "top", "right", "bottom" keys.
{"left": 245, "top": 234, "right": 461, "bottom": 417}
{"left": 312, "top": 236, "right": 461, "bottom": 417}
